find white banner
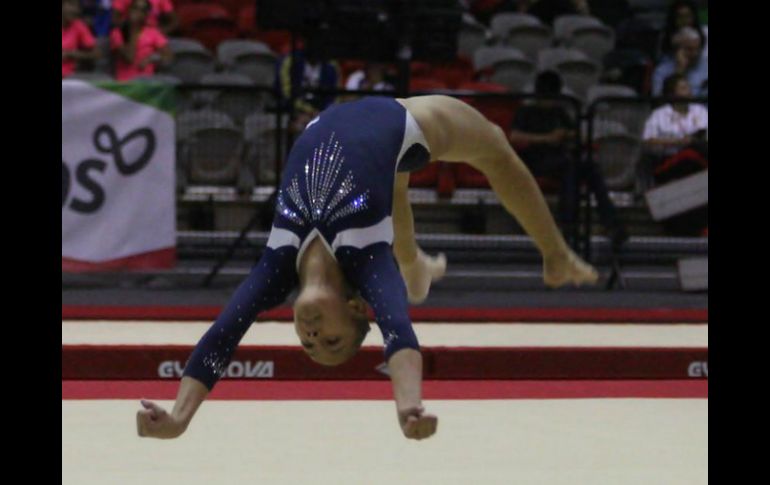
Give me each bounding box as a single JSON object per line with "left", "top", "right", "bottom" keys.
{"left": 62, "top": 80, "right": 176, "bottom": 271}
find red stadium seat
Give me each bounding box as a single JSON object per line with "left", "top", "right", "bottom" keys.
{"left": 410, "top": 61, "right": 433, "bottom": 78}
{"left": 177, "top": 3, "right": 237, "bottom": 51}
{"left": 429, "top": 57, "right": 474, "bottom": 89}
{"left": 409, "top": 161, "right": 441, "bottom": 187}
{"left": 409, "top": 77, "right": 448, "bottom": 92}
{"left": 218, "top": 0, "right": 252, "bottom": 17}
{"left": 457, "top": 81, "right": 519, "bottom": 131}
{"left": 436, "top": 162, "right": 456, "bottom": 198}
{"left": 236, "top": 5, "right": 258, "bottom": 37}
{"left": 454, "top": 163, "right": 489, "bottom": 188}
{"left": 253, "top": 30, "right": 294, "bottom": 56}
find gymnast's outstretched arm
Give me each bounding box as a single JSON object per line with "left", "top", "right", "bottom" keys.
{"left": 391, "top": 173, "right": 446, "bottom": 303}
{"left": 136, "top": 246, "right": 298, "bottom": 439}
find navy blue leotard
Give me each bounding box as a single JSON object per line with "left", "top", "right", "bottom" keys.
{"left": 184, "top": 97, "right": 432, "bottom": 390}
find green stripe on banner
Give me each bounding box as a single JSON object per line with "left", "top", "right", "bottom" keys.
{"left": 91, "top": 81, "right": 176, "bottom": 115}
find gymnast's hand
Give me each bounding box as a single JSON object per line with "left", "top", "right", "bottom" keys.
{"left": 398, "top": 406, "right": 438, "bottom": 441}
{"left": 136, "top": 399, "right": 187, "bottom": 439}
{"left": 543, "top": 247, "right": 598, "bottom": 288}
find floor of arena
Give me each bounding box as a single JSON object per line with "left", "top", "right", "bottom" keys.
{"left": 62, "top": 319, "right": 707, "bottom": 485}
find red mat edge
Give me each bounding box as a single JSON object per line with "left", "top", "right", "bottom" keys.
{"left": 62, "top": 380, "right": 708, "bottom": 400}
{"left": 62, "top": 305, "right": 708, "bottom": 323}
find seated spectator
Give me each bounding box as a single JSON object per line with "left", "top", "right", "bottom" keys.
{"left": 643, "top": 73, "right": 708, "bottom": 161}
{"left": 62, "top": 0, "right": 99, "bottom": 78}
{"left": 277, "top": 46, "right": 341, "bottom": 133}
{"left": 345, "top": 63, "right": 396, "bottom": 92}
{"left": 80, "top": 0, "right": 113, "bottom": 37}
{"left": 658, "top": 1, "right": 706, "bottom": 59}
{"left": 110, "top": 0, "right": 172, "bottom": 81}
{"left": 643, "top": 73, "right": 708, "bottom": 237}
{"left": 509, "top": 71, "right": 627, "bottom": 248}
{"left": 652, "top": 27, "right": 708, "bottom": 97}
{"left": 112, "top": 0, "right": 179, "bottom": 35}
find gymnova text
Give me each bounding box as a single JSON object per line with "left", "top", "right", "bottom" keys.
{"left": 158, "top": 360, "right": 275, "bottom": 379}
{"left": 687, "top": 361, "right": 708, "bottom": 378}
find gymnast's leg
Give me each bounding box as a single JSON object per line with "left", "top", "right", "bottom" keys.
{"left": 412, "top": 95, "right": 597, "bottom": 287}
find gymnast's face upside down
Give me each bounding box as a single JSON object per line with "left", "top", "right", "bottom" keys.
{"left": 292, "top": 278, "right": 371, "bottom": 367}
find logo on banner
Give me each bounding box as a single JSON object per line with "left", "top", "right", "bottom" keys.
{"left": 687, "top": 361, "right": 708, "bottom": 377}
{"left": 62, "top": 124, "right": 156, "bottom": 213}
{"left": 158, "top": 360, "right": 275, "bottom": 379}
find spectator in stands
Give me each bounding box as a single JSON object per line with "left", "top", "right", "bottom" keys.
{"left": 80, "top": 0, "right": 113, "bottom": 37}
{"left": 277, "top": 46, "right": 342, "bottom": 133}
{"left": 509, "top": 71, "right": 627, "bottom": 247}
{"left": 62, "top": 0, "right": 99, "bottom": 78}
{"left": 652, "top": 27, "right": 708, "bottom": 97}
{"left": 110, "top": 0, "right": 172, "bottom": 81}
{"left": 659, "top": 0, "right": 706, "bottom": 59}
{"left": 345, "top": 63, "right": 396, "bottom": 92}
{"left": 643, "top": 73, "right": 708, "bottom": 159}
{"left": 112, "top": 0, "right": 179, "bottom": 35}
{"left": 642, "top": 73, "right": 708, "bottom": 235}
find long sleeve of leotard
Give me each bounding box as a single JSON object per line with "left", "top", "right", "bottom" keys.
{"left": 183, "top": 246, "right": 298, "bottom": 390}
{"left": 337, "top": 242, "right": 419, "bottom": 361}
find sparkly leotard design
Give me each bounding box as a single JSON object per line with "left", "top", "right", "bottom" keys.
{"left": 184, "top": 97, "right": 431, "bottom": 389}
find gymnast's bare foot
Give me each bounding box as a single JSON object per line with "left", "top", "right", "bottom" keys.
{"left": 543, "top": 247, "right": 599, "bottom": 288}
{"left": 399, "top": 248, "right": 447, "bottom": 304}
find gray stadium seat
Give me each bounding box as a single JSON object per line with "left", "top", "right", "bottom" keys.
{"left": 491, "top": 14, "right": 553, "bottom": 62}
{"left": 506, "top": 28, "right": 553, "bottom": 62}
{"left": 217, "top": 40, "right": 277, "bottom": 87}
{"left": 167, "top": 38, "right": 209, "bottom": 55}
{"left": 198, "top": 73, "right": 266, "bottom": 123}
{"left": 133, "top": 74, "right": 183, "bottom": 85}
{"left": 489, "top": 13, "right": 543, "bottom": 38}
{"left": 458, "top": 23, "right": 489, "bottom": 59}
{"left": 473, "top": 46, "right": 528, "bottom": 71}
{"left": 537, "top": 47, "right": 580, "bottom": 71}
{"left": 489, "top": 52, "right": 536, "bottom": 93}
{"left": 556, "top": 60, "right": 600, "bottom": 101}
{"left": 593, "top": 126, "right": 643, "bottom": 191}
{"left": 588, "top": 84, "right": 649, "bottom": 137}
{"left": 537, "top": 48, "right": 599, "bottom": 100}
{"left": 217, "top": 40, "right": 274, "bottom": 65}
{"left": 176, "top": 109, "right": 235, "bottom": 141}
{"left": 586, "top": 84, "right": 638, "bottom": 105}
{"left": 568, "top": 24, "right": 615, "bottom": 64}
{"left": 68, "top": 72, "right": 114, "bottom": 82}
{"left": 185, "top": 126, "right": 247, "bottom": 187}
{"left": 553, "top": 14, "right": 603, "bottom": 42}
{"left": 162, "top": 39, "right": 215, "bottom": 83}
{"left": 243, "top": 112, "right": 288, "bottom": 185}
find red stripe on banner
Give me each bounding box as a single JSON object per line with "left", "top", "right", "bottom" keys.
{"left": 61, "top": 305, "right": 708, "bottom": 322}
{"left": 62, "top": 247, "right": 176, "bottom": 272}
{"left": 62, "top": 345, "right": 709, "bottom": 380}
{"left": 61, "top": 379, "right": 708, "bottom": 400}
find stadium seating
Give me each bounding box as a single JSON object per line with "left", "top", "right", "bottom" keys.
{"left": 177, "top": 3, "right": 237, "bottom": 51}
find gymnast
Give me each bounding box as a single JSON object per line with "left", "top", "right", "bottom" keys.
{"left": 136, "top": 95, "right": 599, "bottom": 441}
